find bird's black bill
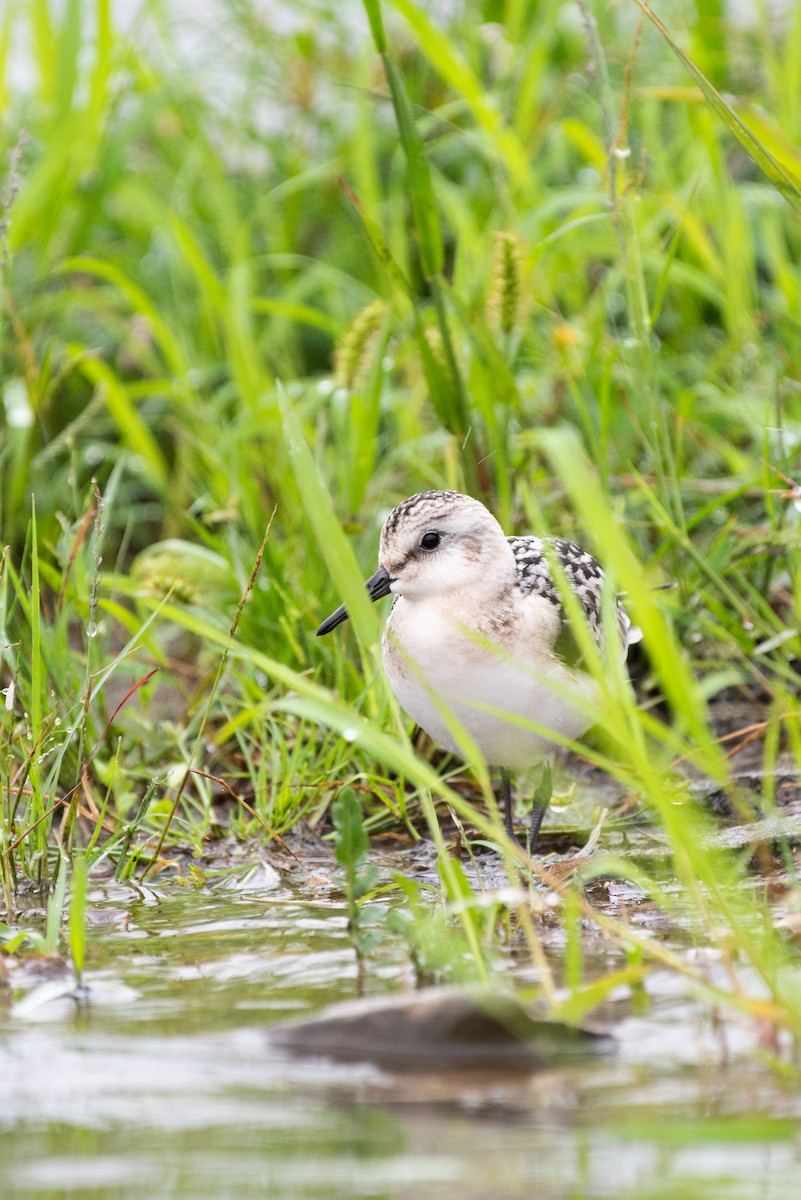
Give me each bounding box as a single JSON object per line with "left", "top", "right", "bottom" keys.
{"left": 316, "top": 566, "right": 394, "bottom": 637}
{"left": 316, "top": 603, "right": 349, "bottom": 636}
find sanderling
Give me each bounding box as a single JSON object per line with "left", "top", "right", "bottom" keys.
{"left": 317, "top": 490, "right": 640, "bottom": 848}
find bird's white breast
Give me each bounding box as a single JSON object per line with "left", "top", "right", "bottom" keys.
{"left": 382, "top": 592, "right": 598, "bottom": 770}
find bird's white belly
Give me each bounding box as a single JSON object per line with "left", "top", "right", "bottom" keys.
{"left": 382, "top": 600, "right": 597, "bottom": 770}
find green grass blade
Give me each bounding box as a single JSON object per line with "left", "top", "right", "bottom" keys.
{"left": 45, "top": 858, "right": 68, "bottom": 956}
{"left": 0, "top": 8, "right": 12, "bottom": 116}
{"left": 29, "top": 499, "right": 42, "bottom": 751}
{"left": 278, "top": 385, "right": 382, "bottom": 651}
{"left": 361, "top": 0, "right": 387, "bottom": 53}
{"left": 30, "top": 0, "right": 56, "bottom": 107}
{"left": 69, "top": 853, "right": 87, "bottom": 984}
{"left": 381, "top": 53, "right": 444, "bottom": 281}
{"left": 54, "top": 0, "right": 81, "bottom": 114}
{"left": 339, "top": 177, "right": 413, "bottom": 299}
{"left": 633, "top": 0, "right": 801, "bottom": 210}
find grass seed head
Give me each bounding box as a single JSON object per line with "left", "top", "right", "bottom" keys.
{"left": 487, "top": 231, "right": 528, "bottom": 337}
{"left": 333, "top": 299, "right": 387, "bottom": 389}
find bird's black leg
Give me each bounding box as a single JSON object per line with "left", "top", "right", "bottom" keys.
{"left": 501, "top": 768, "right": 514, "bottom": 838}
{"left": 528, "top": 763, "right": 553, "bottom": 854}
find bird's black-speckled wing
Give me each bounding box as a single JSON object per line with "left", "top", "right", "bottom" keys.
{"left": 507, "top": 535, "right": 637, "bottom": 660}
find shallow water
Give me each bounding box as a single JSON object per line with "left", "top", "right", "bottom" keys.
{"left": 2, "top": 864, "right": 801, "bottom": 1200}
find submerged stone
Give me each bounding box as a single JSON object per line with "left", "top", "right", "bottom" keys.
{"left": 267, "top": 986, "right": 613, "bottom": 1073}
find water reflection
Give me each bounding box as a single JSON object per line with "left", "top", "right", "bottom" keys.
{"left": 1, "top": 878, "right": 801, "bottom": 1199}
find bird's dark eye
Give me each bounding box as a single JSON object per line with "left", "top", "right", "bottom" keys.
{"left": 420, "top": 531, "right": 441, "bottom": 551}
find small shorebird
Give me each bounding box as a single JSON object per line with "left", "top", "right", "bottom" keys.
{"left": 317, "top": 490, "right": 639, "bottom": 848}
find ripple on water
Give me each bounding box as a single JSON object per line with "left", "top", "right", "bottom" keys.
{"left": 2, "top": 875, "right": 801, "bottom": 1199}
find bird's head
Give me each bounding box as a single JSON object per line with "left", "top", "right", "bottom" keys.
{"left": 316, "top": 491, "right": 513, "bottom": 636}
{"left": 376, "top": 490, "right": 511, "bottom": 600}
